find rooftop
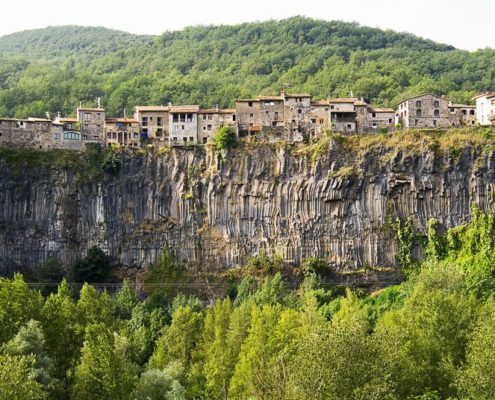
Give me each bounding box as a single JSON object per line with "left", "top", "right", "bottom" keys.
{"left": 169, "top": 105, "right": 200, "bottom": 113}
{"left": 370, "top": 107, "right": 395, "bottom": 113}
{"left": 77, "top": 107, "right": 105, "bottom": 112}
{"left": 199, "top": 109, "right": 236, "bottom": 114}
{"left": 105, "top": 118, "right": 139, "bottom": 123}
{"left": 59, "top": 118, "right": 78, "bottom": 122}
{"left": 135, "top": 105, "right": 170, "bottom": 112}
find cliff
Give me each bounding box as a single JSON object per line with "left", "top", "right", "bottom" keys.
{"left": 0, "top": 129, "right": 494, "bottom": 281}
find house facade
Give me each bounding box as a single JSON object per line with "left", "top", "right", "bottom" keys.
{"left": 396, "top": 94, "right": 450, "bottom": 129}
{"left": 473, "top": 92, "right": 495, "bottom": 126}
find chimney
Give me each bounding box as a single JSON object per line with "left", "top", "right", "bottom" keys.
{"left": 442, "top": 95, "right": 446, "bottom": 99}
{"left": 281, "top": 91, "right": 286, "bottom": 97}
{"left": 259, "top": 92, "right": 263, "bottom": 97}
{"left": 124, "top": 108, "right": 126, "bottom": 119}
{"left": 57, "top": 111, "right": 61, "bottom": 120}
{"left": 216, "top": 104, "right": 219, "bottom": 112}
{"left": 168, "top": 102, "right": 172, "bottom": 107}
{"left": 361, "top": 97, "right": 364, "bottom": 102}
{"left": 45, "top": 111, "right": 51, "bottom": 120}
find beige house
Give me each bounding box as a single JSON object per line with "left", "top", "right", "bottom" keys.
{"left": 134, "top": 105, "right": 170, "bottom": 142}
{"left": 473, "top": 92, "right": 495, "bottom": 126}
{"left": 236, "top": 94, "right": 285, "bottom": 137}
{"left": 169, "top": 105, "right": 200, "bottom": 145}
{"left": 105, "top": 118, "right": 140, "bottom": 147}
{"left": 448, "top": 103, "right": 476, "bottom": 127}
{"left": 0, "top": 118, "right": 54, "bottom": 150}
{"left": 198, "top": 108, "right": 236, "bottom": 144}
{"left": 396, "top": 94, "right": 450, "bottom": 128}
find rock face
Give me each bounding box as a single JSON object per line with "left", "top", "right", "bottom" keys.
{"left": 0, "top": 140, "right": 493, "bottom": 275}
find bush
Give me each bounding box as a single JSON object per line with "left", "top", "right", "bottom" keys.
{"left": 213, "top": 126, "right": 236, "bottom": 150}
{"left": 73, "top": 246, "right": 110, "bottom": 283}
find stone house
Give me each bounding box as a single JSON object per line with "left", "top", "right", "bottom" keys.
{"left": 169, "top": 105, "right": 200, "bottom": 145}
{"left": 366, "top": 107, "right": 395, "bottom": 132}
{"left": 0, "top": 118, "right": 54, "bottom": 150}
{"left": 448, "top": 102, "right": 476, "bottom": 127}
{"left": 105, "top": 118, "right": 140, "bottom": 147}
{"left": 473, "top": 92, "right": 495, "bottom": 126}
{"left": 54, "top": 117, "right": 82, "bottom": 151}
{"left": 198, "top": 108, "right": 236, "bottom": 144}
{"left": 236, "top": 94, "right": 284, "bottom": 137}
{"left": 77, "top": 106, "right": 105, "bottom": 144}
{"left": 327, "top": 98, "right": 367, "bottom": 133}
{"left": 134, "top": 105, "right": 170, "bottom": 143}
{"left": 396, "top": 94, "right": 450, "bottom": 128}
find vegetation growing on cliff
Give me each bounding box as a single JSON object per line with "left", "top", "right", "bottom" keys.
{"left": 0, "top": 17, "right": 494, "bottom": 118}
{"left": 1, "top": 203, "right": 495, "bottom": 399}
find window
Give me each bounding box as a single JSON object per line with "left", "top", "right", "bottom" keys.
{"left": 470, "top": 110, "right": 475, "bottom": 115}
{"left": 203, "top": 115, "right": 207, "bottom": 120}
{"left": 389, "top": 119, "right": 392, "bottom": 123}
{"left": 416, "top": 101, "right": 422, "bottom": 107}
{"left": 347, "top": 124, "right": 352, "bottom": 129}
{"left": 67, "top": 123, "right": 72, "bottom": 130}
{"left": 434, "top": 110, "right": 440, "bottom": 117}
{"left": 274, "top": 112, "right": 279, "bottom": 119}
{"left": 37, "top": 123, "right": 41, "bottom": 128}
{"left": 311, "top": 130, "right": 315, "bottom": 136}
{"left": 203, "top": 127, "right": 206, "bottom": 131}
{"left": 320, "top": 120, "right": 324, "bottom": 124}
{"left": 450, "top": 108, "right": 455, "bottom": 113}
{"left": 207, "top": 125, "right": 212, "bottom": 131}
{"left": 0, "top": 132, "right": 2, "bottom": 137}
{"left": 172, "top": 114, "right": 178, "bottom": 122}
{"left": 208, "top": 115, "right": 212, "bottom": 120}
{"left": 233, "top": 115, "right": 236, "bottom": 121}
{"left": 249, "top": 123, "right": 253, "bottom": 127}
{"left": 264, "top": 102, "right": 270, "bottom": 106}
{"left": 415, "top": 119, "right": 418, "bottom": 125}
{"left": 416, "top": 109, "right": 422, "bottom": 117}
{"left": 158, "top": 117, "right": 163, "bottom": 126}
{"left": 142, "top": 128, "right": 148, "bottom": 135}
{"left": 433, "top": 101, "right": 439, "bottom": 107}
{"left": 82, "top": 135, "right": 88, "bottom": 140}
{"left": 157, "top": 129, "right": 163, "bottom": 135}
{"left": 311, "top": 119, "right": 316, "bottom": 124}
{"left": 203, "top": 138, "right": 207, "bottom": 144}
{"left": 330, "top": 105, "right": 334, "bottom": 110}
{"left": 248, "top": 101, "right": 253, "bottom": 107}
{"left": 372, "top": 113, "right": 376, "bottom": 118}
{"left": 142, "top": 117, "right": 148, "bottom": 125}
{"left": 96, "top": 113, "right": 100, "bottom": 118}
{"left": 461, "top": 110, "right": 467, "bottom": 115}
{"left": 106, "top": 133, "right": 111, "bottom": 139}
{"left": 113, "top": 132, "right": 117, "bottom": 139}
{"left": 325, "top": 107, "right": 329, "bottom": 111}
{"left": 433, "top": 120, "right": 437, "bottom": 126}
{"left": 134, "top": 133, "right": 138, "bottom": 139}
{"left": 93, "top": 136, "right": 99, "bottom": 140}
{"left": 372, "top": 122, "right": 377, "bottom": 128}
{"left": 84, "top": 113, "right": 90, "bottom": 121}
{"left": 84, "top": 124, "right": 89, "bottom": 130}
{"left": 173, "top": 137, "right": 177, "bottom": 142}
{"left": 149, "top": 117, "right": 153, "bottom": 121}
{"left": 181, "top": 125, "right": 185, "bottom": 130}
{"left": 189, "top": 137, "right": 193, "bottom": 142}
{"left": 183, "top": 137, "right": 187, "bottom": 143}
{"left": 249, "top": 113, "right": 254, "bottom": 118}
{"left": 64, "top": 132, "right": 80, "bottom": 140}
{"left": 298, "top": 109, "right": 302, "bottom": 114}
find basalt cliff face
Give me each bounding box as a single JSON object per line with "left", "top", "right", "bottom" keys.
{"left": 0, "top": 138, "right": 493, "bottom": 276}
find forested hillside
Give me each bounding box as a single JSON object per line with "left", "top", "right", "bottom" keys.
{"left": 2, "top": 205, "right": 495, "bottom": 399}
{"left": 0, "top": 17, "right": 494, "bottom": 118}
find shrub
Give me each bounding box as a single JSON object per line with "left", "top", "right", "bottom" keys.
{"left": 213, "top": 126, "right": 236, "bottom": 150}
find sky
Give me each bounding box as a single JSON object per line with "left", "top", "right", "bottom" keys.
{"left": 1, "top": 0, "right": 494, "bottom": 51}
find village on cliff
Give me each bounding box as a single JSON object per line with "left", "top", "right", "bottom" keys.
{"left": 0, "top": 91, "right": 494, "bottom": 152}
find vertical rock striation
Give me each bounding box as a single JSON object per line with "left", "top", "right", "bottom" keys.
{"left": 0, "top": 140, "right": 493, "bottom": 275}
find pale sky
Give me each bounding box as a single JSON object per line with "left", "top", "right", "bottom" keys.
{"left": 1, "top": 0, "right": 494, "bottom": 51}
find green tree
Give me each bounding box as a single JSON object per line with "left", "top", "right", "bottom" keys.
{"left": 40, "top": 279, "right": 82, "bottom": 393}
{"left": 73, "top": 322, "right": 136, "bottom": 400}
{"left": 212, "top": 126, "right": 236, "bottom": 150}
{"left": 73, "top": 246, "right": 111, "bottom": 283}
{"left": 0, "top": 354, "right": 46, "bottom": 400}
{"left": 0, "top": 273, "right": 44, "bottom": 344}
{"left": 110, "top": 279, "right": 139, "bottom": 320}
{"left": 131, "top": 367, "right": 185, "bottom": 400}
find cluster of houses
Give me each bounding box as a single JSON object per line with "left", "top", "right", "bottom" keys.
{"left": 0, "top": 91, "right": 494, "bottom": 152}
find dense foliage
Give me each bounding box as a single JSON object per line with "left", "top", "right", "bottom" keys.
{"left": 2, "top": 203, "right": 495, "bottom": 399}
{"left": 0, "top": 17, "right": 494, "bottom": 118}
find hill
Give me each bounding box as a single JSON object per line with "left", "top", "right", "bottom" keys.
{"left": 0, "top": 17, "right": 494, "bottom": 118}
{"left": 0, "top": 25, "right": 152, "bottom": 57}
